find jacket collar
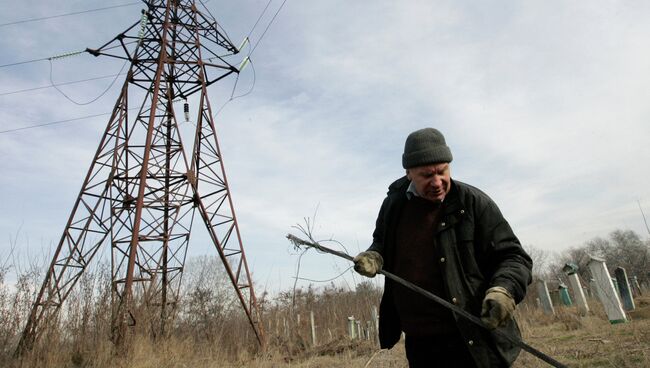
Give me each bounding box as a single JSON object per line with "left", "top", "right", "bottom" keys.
{"left": 388, "top": 176, "right": 465, "bottom": 212}
{"left": 388, "top": 176, "right": 462, "bottom": 210}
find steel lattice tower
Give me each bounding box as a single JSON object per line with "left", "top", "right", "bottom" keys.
{"left": 17, "top": 0, "right": 263, "bottom": 353}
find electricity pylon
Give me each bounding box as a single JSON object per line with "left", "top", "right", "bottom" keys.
{"left": 17, "top": 0, "right": 263, "bottom": 354}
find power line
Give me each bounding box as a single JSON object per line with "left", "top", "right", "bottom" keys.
{"left": 247, "top": 0, "right": 273, "bottom": 41}
{"left": 249, "top": 0, "right": 288, "bottom": 57}
{"left": 210, "top": 0, "right": 285, "bottom": 62}
{"left": 0, "top": 112, "right": 112, "bottom": 134}
{"left": 0, "top": 57, "right": 52, "bottom": 69}
{"left": 0, "top": 73, "right": 127, "bottom": 97}
{"left": 1, "top": 1, "right": 278, "bottom": 132}
{"left": 197, "top": 0, "right": 234, "bottom": 45}
{"left": 0, "top": 101, "right": 184, "bottom": 134}
{"left": 0, "top": 50, "right": 86, "bottom": 69}
{"left": 0, "top": 2, "right": 139, "bottom": 28}
{"left": 0, "top": 40, "right": 138, "bottom": 70}
{"left": 208, "top": 0, "right": 286, "bottom": 107}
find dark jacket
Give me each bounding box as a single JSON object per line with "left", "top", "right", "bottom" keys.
{"left": 368, "top": 177, "right": 532, "bottom": 367}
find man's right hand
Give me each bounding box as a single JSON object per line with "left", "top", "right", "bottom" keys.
{"left": 353, "top": 251, "right": 383, "bottom": 277}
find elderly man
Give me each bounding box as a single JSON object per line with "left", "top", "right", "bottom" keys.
{"left": 354, "top": 128, "right": 532, "bottom": 367}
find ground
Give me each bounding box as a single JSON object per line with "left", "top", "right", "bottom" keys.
{"left": 237, "top": 296, "right": 650, "bottom": 367}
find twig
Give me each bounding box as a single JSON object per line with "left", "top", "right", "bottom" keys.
{"left": 363, "top": 349, "right": 385, "bottom": 368}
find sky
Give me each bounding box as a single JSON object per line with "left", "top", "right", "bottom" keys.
{"left": 1, "top": 0, "right": 650, "bottom": 297}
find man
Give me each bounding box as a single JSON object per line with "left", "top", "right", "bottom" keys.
{"left": 354, "top": 128, "right": 532, "bottom": 367}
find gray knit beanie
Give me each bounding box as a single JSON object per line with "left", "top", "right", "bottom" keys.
{"left": 402, "top": 128, "right": 453, "bottom": 169}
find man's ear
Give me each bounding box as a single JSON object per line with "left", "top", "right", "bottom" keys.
{"left": 405, "top": 169, "right": 411, "bottom": 180}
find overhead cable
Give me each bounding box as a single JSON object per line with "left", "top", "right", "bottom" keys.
{"left": 246, "top": 0, "right": 273, "bottom": 41}
{"left": 0, "top": 2, "right": 139, "bottom": 28}
{"left": 249, "top": 0, "right": 288, "bottom": 57}
{"left": 0, "top": 49, "right": 86, "bottom": 69}
{"left": 0, "top": 39, "right": 136, "bottom": 69}
{"left": 0, "top": 73, "right": 127, "bottom": 97}
{"left": 0, "top": 112, "right": 113, "bottom": 134}
{"left": 0, "top": 100, "right": 187, "bottom": 134}
{"left": 45, "top": 10, "right": 149, "bottom": 106}
{"left": 0, "top": 57, "right": 53, "bottom": 69}
{"left": 208, "top": 0, "right": 286, "bottom": 109}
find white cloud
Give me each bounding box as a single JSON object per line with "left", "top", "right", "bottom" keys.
{"left": 2, "top": 0, "right": 650, "bottom": 296}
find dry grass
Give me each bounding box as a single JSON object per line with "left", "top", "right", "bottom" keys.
{"left": 513, "top": 296, "right": 650, "bottom": 367}
{"left": 6, "top": 299, "right": 650, "bottom": 368}
{"left": 2, "top": 259, "right": 650, "bottom": 367}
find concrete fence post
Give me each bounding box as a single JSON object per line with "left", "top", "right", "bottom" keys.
{"left": 355, "top": 320, "right": 362, "bottom": 340}
{"left": 310, "top": 310, "right": 317, "bottom": 346}
{"left": 347, "top": 316, "right": 356, "bottom": 339}
{"left": 284, "top": 317, "right": 288, "bottom": 337}
{"left": 630, "top": 276, "right": 643, "bottom": 297}
{"left": 589, "top": 279, "right": 598, "bottom": 299}
{"left": 612, "top": 278, "right": 620, "bottom": 295}
{"left": 558, "top": 282, "right": 572, "bottom": 306}
{"left": 366, "top": 321, "right": 372, "bottom": 340}
{"left": 615, "top": 267, "right": 635, "bottom": 311}
{"left": 537, "top": 280, "right": 555, "bottom": 315}
{"left": 567, "top": 273, "right": 589, "bottom": 316}
{"left": 372, "top": 306, "right": 379, "bottom": 343}
{"left": 588, "top": 256, "right": 627, "bottom": 324}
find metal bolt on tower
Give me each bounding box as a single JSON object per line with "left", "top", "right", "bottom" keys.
{"left": 17, "top": 0, "right": 264, "bottom": 353}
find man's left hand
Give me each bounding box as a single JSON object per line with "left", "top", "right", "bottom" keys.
{"left": 480, "top": 286, "right": 515, "bottom": 329}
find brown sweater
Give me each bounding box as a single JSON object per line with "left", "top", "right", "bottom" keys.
{"left": 392, "top": 196, "right": 456, "bottom": 336}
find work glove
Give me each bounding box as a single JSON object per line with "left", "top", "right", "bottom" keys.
{"left": 353, "top": 251, "right": 383, "bottom": 278}
{"left": 480, "top": 286, "right": 516, "bottom": 330}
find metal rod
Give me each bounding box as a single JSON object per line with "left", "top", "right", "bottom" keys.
{"left": 286, "top": 234, "right": 568, "bottom": 368}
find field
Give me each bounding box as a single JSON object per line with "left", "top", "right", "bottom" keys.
{"left": 4, "top": 290, "right": 650, "bottom": 367}
{"left": 246, "top": 297, "right": 650, "bottom": 367}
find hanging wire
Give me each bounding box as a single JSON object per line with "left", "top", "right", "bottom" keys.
{"left": 0, "top": 2, "right": 139, "bottom": 28}
{"left": 292, "top": 266, "right": 354, "bottom": 283}
{"left": 46, "top": 9, "right": 146, "bottom": 106}
{"left": 287, "top": 234, "right": 569, "bottom": 368}
{"left": 0, "top": 38, "right": 137, "bottom": 98}
{"left": 49, "top": 58, "right": 128, "bottom": 106}
{"left": 213, "top": 59, "right": 256, "bottom": 117}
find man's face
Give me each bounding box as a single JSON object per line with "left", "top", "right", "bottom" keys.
{"left": 406, "top": 163, "right": 451, "bottom": 203}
